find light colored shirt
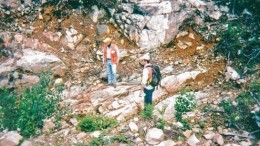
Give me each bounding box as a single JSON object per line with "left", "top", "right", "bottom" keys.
{"left": 141, "top": 64, "right": 153, "bottom": 90}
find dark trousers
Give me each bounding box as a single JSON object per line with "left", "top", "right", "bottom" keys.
{"left": 144, "top": 88, "right": 155, "bottom": 106}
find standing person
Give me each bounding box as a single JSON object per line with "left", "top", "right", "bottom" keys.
{"left": 139, "top": 53, "right": 155, "bottom": 108}
{"left": 102, "top": 37, "right": 120, "bottom": 85}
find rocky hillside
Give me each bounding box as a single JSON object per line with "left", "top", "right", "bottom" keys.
{"left": 0, "top": 0, "right": 259, "bottom": 146}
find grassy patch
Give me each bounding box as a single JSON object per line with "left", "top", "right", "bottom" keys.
{"left": 78, "top": 114, "right": 117, "bottom": 132}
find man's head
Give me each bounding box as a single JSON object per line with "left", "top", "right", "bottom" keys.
{"left": 139, "top": 53, "right": 150, "bottom": 66}
{"left": 103, "top": 37, "right": 112, "bottom": 46}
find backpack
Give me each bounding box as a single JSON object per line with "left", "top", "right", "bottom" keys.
{"left": 146, "top": 64, "right": 162, "bottom": 87}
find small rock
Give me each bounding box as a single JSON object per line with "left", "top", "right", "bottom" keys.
{"left": 70, "top": 118, "right": 78, "bottom": 126}
{"left": 183, "top": 130, "right": 192, "bottom": 138}
{"left": 156, "top": 139, "right": 176, "bottom": 146}
{"left": 129, "top": 122, "right": 139, "bottom": 133}
{"left": 187, "top": 134, "right": 200, "bottom": 146}
{"left": 21, "top": 140, "right": 32, "bottom": 146}
{"left": 213, "top": 134, "right": 224, "bottom": 145}
{"left": 76, "top": 132, "right": 87, "bottom": 140}
{"left": 145, "top": 128, "right": 165, "bottom": 145}
{"left": 176, "top": 31, "right": 188, "bottom": 38}
{"left": 90, "top": 131, "right": 101, "bottom": 138}
{"left": 43, "top": 119, "right": 56, "bottom": 133}
{"left": 204, "top": 132, "right": 215, "bottom": 140}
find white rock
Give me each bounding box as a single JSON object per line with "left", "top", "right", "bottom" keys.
{"left": 145, "top": 128, "right": 165, "bottom": 145}
{"left": 54, "top": 78, "right": 63, "bottom": 85}
{"left": 21, "top": 140, "right": 32, "bottom": 146}
{"left": 70, "top": 118, "right": 78, "bottom": 126}
{"left": 90, "top": 131, "right": 101, "bottom": 138}
{"left": 129, "top": 122, "right": 139, "bottom": 133}
{"left": 204, "top": 132, "right": 215, "bottom": 140}
{"left": 176, "top": 31, "right": 188, "bottom": 38}
{"left": 161, "top": 66, "right": 173, "bottom": 74}
{"left": 209, "top": 11, "right": 222, "bottom": 20}
{"left": 225, "top": 66, "right": 240, "bottom": 80}
{"left": 213, "top": 134, "right": 224, "bottom": 145}
{"left": 156, "top": 139, "right": 176, "bottom": 146}
{"left": 187, "top": 134, "right": 200, "bottom": 146}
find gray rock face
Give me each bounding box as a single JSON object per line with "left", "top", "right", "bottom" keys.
{"left": 16, "top": 49, "right": 62, "bottom": 73}
{"left": 110, "top": 0, "right": 225, "bottom": 49}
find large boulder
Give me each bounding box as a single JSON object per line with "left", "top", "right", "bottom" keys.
{"left": 0, "top": 131, "right": 23, "bottom": 146}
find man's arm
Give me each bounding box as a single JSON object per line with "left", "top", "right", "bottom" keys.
{"left": 115, "top": 45, "right": 120, "bottom": 65}
{"left": 139, "top": 68, "right": 149, "bottom": 96}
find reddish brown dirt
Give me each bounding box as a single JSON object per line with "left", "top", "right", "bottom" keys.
{"left": 30, "top": 6, "right": 224, "bottom": 88}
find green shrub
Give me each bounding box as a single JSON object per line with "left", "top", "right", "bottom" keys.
{"left": 156, "top": 118, "right": 165, "bottom": 130}
{"left": 174, "top": 92, "right": 197, "bottom": 129}
{"left": 78, "top": 114, "right": 117, "bottom": 132}
{"left": 174, "top": 92, "right": 197, "bottom": 121}
{"left": 141, "top": 104, "right": 154, "bottom": 119}
{"left": 110, "top": 135, "right": 131, "bottom": 144}
{"left": 0, "top": 72, "right": 63, "bottom": 138}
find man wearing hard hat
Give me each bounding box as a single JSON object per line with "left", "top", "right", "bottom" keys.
{"left": 102, "top": 37, "right": 120, "bottom": 85}
{"left": 139, "top": 53, "right": 155, "bottom": 108}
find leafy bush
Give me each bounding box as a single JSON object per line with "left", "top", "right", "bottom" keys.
{"left": 141, "top": 104, "right": 154, "bottom": 119}
{"left": 174, "top": 92, "right": 197, "bottom": 129}
{"left": 78, "top": 114, "right": 117, "bottom": 132}
{"left": 0, "top": 72, "right": 63, "bottom": 138}
{"left": 174, "top": 92, "right": 197, "bottom": 121}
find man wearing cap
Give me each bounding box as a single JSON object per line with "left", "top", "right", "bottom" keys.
{"left": 139, "top": 53, "right": 155, "bottom": 108}
{"left": 102, "top": 37, "right": 120, "bottom": 85}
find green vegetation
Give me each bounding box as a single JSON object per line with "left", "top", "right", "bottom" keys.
{"left": 220, "top": 80, "right": 260, "bottom": 137}
{"left": 0, "top": 72, "right": 63, "bottom": 138}
{"left": 213, "top": 0, "right": 260, "bottom": 74}
{"left": 174, "top": 92, "right": 197, "bottom": 129}
{"left": 88, "top": 134, "right": 131, "bottom": 146}
{"left": 78, "top": 114, "right": 117, "bottom": 132}
{"left": 156, "top": 118, "right": 166, "bottom": 130}
{"left": 140, "top": 104, "right": 154, "bottom": 119}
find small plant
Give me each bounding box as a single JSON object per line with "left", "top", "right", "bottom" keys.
{"left": 110, "top": 134, "right": 131, "bottom": 144}
{"left": 141, "top": 104, "right": 154, "bottom": 119}
{"left": 88, "top": 134, "right": 110, "bottom": 146}
{"left": 156, "top": 118, "right": 165, "bottom": 130}
{"left": 78, "top": 114, "right": 117, "bottom": 132}
{"left": 88, "top": 134, "right": 131, "bottom": 146}
{"left": 174, "top": 92, "right": 197, "bottom": 129}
